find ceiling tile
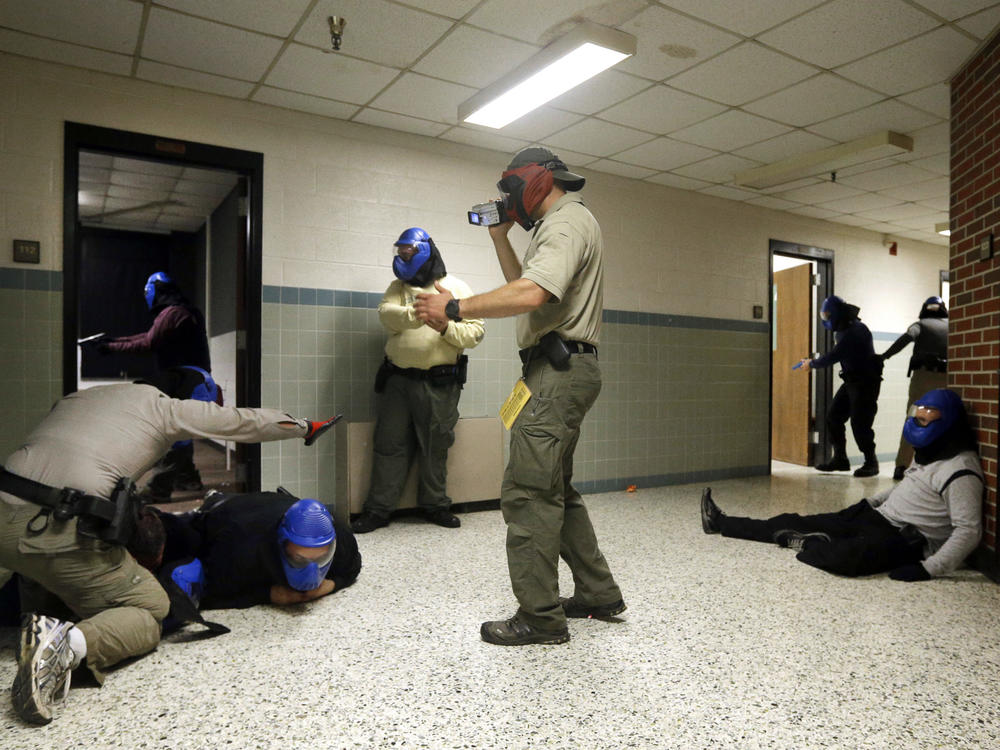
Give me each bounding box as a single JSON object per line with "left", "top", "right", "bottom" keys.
{"left": 817, "top": 192, "right": 902, "bottom": 213}
{"left": 413, "top": 26, "right": 538, "bottom": 87}
{"left": 466, "top": 0, "right": 639, "bottom": 46}
{"left": 892, "top": 211, "right": 948, "bottom": 230}
{"left": 824, "top": 213, "right": 873, "bottom": 226}
{"left": 776, "top": 180, "right": 864, "bottom": 203}
{"left": 174, "top": 179, "right": 233, "bottom": 199}
{"left": 743, "top": 74, "right": 884, "bottom": 127}
{"left": 906, "top": 153, "right": 949, "bottom": 176}
{"left": 614, "top": 137, "right": 719, "bottom": 171}
{"left": 672, "top": 153, "right": 762, "bottom": 183}
{"left": 733, "top": 130, "right": 837, "bottom": 163}
{"left": 182, "top": 167, "right": 239, "bottom": 185}
{"left": 617, "top": 5, "right": 741, "bottom": 81}
{"left": 80, "top": 166, "right": 112, "bottom": 184}
{"left": 911, "top": 0, "right": 998, "bottom": 21}
{"left": 757, "top": 0, "right": 938, "bottom": 68}
{"left": 898, "top": 82, "right": 951, "bottom": 120}
{"left": 495, "top": 108, "right": 584, "bottom": 141}
{"left": 787, "top": 205, "right": 843, "bottom": 219}
{"left": 296, "top": 0, "right": 451, "bottom": 68}
{"left": 0, "top": 29, "right": 132, "bottom": 76}
{"left": 895, "top": 121, "right": 950, "bottom": 161}
{"left": 113, "top": 158, "right": 183, "bottom": 178}
{"left": 155, "top": 0, "right": 314, "bottom": 36}
{"left": 878, "top": 175, "right": 949, "bottom": 201}
{"left": 368, "top": 73, "right": 476, "bottom": 124}
{"left": 669, "top": 42, "right": 816, "bottom": 106}
{"left": 252, "top": 87, "right": 360, "bottom": 120}
{"left": 439, "top": 126, "right": 531, "bottom": 154}
{"left": 658, "top": 0, "right": 827, "bottom": 36}
{"left": 957, "top": 4, "right": 1000, "bottom": 37}
{"left": 600, "top": 86, "right": 727, "bottom": 134}
{"left": 0, "top": 0, "right": 142, "bottom": 53}
{"left": 80, "top": 152, "right": 113, "bottom": 168}
{"left": 670, "top": 110, "right": 790, "bottom": 151}
{"left": 588, "top": 160, "right": 658, "bottom": 180}
{"left": 137, "top": 61, "right": 256, "bottom": 98}
{"left": 915, "top": 196, "right": 949, "bottom": 211}
{"left": 834, "top": 162, "right": 939, "bottom": 191}
{"left": 549, "top": 71, "right": 651, "bottom": 115}
{"left": 645, "top": 173, "right": 713, "bottom": 190}
{"left": 107, "top": 184, "right": 170, "bottom": 203}
{"left": 854, "top": 202, "right": 932, "bottom": 221}
{"left": 266, "top": 44, "right": 400, "bottom": 105}
{"left": 544, "top": 119, "right": 652, "bottom": 157}
{"left": 144, "top": 6, "right": 283, "bottom": 80}
{"left": 861, "top": 221, "right": 910, "bottom": 234}
{"left": 394, "top": 0, "right": 481, "bottom": 19}
{"left": 835, "top": 27, "right": 978, "bottom": 96}
{"left": 698, "top": 184, "right": 763, "bottom": 201}
{"left": 352, "top": 109, "right": 450, "bottom": 138}
{"left": 746, "top": 195, "right": 803, "bottom": 210}
{"left": 806, "top": 99, "right": 940, "bottom": 141}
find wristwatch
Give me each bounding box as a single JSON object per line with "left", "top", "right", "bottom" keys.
{"left": 445, "top": 298, "right": 462, "bottom": 322}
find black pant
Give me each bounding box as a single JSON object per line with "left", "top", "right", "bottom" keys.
{"left": 719, "top": 500, "right": 923, "bottom": 576}
{"left": 828, "top": 379, "right": 881, "bottom": 456}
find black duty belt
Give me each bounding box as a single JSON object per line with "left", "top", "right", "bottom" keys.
{"left": 387, "top": 361, "right": 461, "bottom": 380}
{"left": 519, "top": 340, "right": 597, "bottom": 364}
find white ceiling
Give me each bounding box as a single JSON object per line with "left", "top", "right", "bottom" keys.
{"left": 4, "top": 0, "right": 999, "bottom": 246}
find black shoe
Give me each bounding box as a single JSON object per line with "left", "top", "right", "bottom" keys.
{"left": 351, "top": 512, "right": 389, "bottom": 534}
{"left": 701, "top": 487, "right": 723, "bottom": 534}
{"left": 816, "top": 457, "right": 850, "bottom": 472}
{"left": 560, "top": 596, "right": 627, "bottom": 619}
{"left": 480, "top": 616, "right": 569, "bottom": 646}
{"left": 773, "top": 529, "right": 832, "bottom": 550}
{"left": 853, "top": 460, "right": 880, "bottom": 478}
{"left": 424, "top": 508, "right": 460, "bottom": 528}
{"left": 893, "top": 465, "right": 907, "bottom": 481}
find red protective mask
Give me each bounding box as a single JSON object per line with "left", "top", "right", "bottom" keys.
{"left": 498, "top": 164, "right": 553, "bottom": 230}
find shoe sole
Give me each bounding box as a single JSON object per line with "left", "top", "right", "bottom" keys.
{"left": 701, "top": 488, "right": 719, "bottom": 534}
{"left": 562, "top": 600, "right": 628, "bottom": 619}
{"left": 479, "top": 623, "right": 570, "bottom": 646}
{"left": 12, "top": 616, "right": 53, "bottom": 725}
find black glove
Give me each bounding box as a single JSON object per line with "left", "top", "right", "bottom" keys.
{"left": 889, "top": 563, "right": 931, "bottom": 582}
{"left": 304, "top": 415, "right": 342, "bottom": 446}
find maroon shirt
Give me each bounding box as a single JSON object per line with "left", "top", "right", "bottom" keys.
{"left": 105, "top": 304, "right": 211, "bottom": 371}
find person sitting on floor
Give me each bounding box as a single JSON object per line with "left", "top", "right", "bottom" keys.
{"left": 700, "top": 388, "right": 983, "bottom": 581}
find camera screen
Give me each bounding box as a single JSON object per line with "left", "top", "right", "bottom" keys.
{"left": 467, "top": 211, "right": 481, "bottom": 225}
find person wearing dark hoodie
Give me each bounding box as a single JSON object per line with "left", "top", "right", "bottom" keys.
{"left": 880, "top": 296, "right": 949, "bottom": 480}
{"left": 796, "top": 295, "right": 884, "bottom": 477}
{"left": 700, "top": 388, "right": 983, "bottom": 581}
{"left": 102, "top": 272, "right": 213, "bottom": 499}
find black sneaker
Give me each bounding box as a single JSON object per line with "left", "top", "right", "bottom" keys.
{"left": 773, "top": 529, "right": 832, "bottom": 550}
{"left": 816, "top": 457, "right": 850, "bottom": 472}
{"left": 480, "top": 616, "right": 569, "bottom": 646}
{"left": 351, "top": 512, "right": 389, "bottom": 534}
{"left": 560, "top": 596, "right": 627, "bottom": 619}
{"left": 893, "top": 465, "right": 907, "bottom": 481}
{"left": 701, "top": 487, "right": 723, "bottom": 534}
{"left": 424, "top": 508, "right": 460, "bottom": 528}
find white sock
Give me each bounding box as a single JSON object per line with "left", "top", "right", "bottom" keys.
{"left": 68, "top": 627, "right": 87, "bottom": 668}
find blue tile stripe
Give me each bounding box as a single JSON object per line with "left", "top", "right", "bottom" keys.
{"left": 0, "top": 268, "right": 62, "bottom": 291}
{"left": 263, "top": 285, "right": 771, "bottom": 333}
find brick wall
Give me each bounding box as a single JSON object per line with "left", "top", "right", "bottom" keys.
{"left": 951, "top": 31, "right": 1000, "bottom": 576}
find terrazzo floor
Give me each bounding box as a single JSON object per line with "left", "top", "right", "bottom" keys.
{"left": 3, "top": 460, "right": 999, "bottom": 749}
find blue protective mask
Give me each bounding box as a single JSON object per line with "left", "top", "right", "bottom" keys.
{"left": 901, "top": 389, "right": 961, "bottom": 448}
{"left": 279, "top": 541, "right": 335, "bottom": 591}
{"left": 392, "top": 243, "right": 431, "bottom": 283}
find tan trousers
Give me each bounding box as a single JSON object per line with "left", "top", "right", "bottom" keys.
{"left": 0, "top": 503, "right": 168, "bottom": 684}
{"left": 894, "top": 368, "right": 948, "bottom": 469}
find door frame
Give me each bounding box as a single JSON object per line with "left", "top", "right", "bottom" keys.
{"left": 62, "top": 122, "right": 264, "bottom": 491}
{"left": 769, "top": 240, "right": 834, "bottom": 466}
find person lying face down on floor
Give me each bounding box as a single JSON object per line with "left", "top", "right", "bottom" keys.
{"left": 138, "top": 491, "right": 361, "bottom": 609}
{"left": 701, "top": 389, "right": 983, "bottom": 581}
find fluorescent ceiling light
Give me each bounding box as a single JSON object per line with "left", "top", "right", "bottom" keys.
{"left": 733, "top": 131, "right": 914, "bottom": 190}
{"left": 459, "top": 22, "right": 636, "bottom": 129}
{"left": 935, "top": 222, "right": 951, "bottom": 236}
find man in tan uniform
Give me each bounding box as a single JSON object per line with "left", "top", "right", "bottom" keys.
{"left": 352, "top": 227, "right": 484, "bottom": 533}
{"left": 415, "top": 147, "right": 624, "bottom": 646}
{"left": 0, "top": 382, "right": 336, "bottom": 724}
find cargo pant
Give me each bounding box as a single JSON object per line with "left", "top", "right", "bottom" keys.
{"left": 0, "top": 502, "right": 169, "bottom": 684}
{"left": 501, "top": 353, "right": 622, "bottom": 632}
{"left": 363, "top": 373, "right": 461, "bottom": 517}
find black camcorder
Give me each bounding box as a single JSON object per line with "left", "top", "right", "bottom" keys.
{"left": 467, "top": 200, "right": 508, "bottom": 227}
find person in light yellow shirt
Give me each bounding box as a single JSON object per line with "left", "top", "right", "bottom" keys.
{"left": 351, "top": 228, "right": 484, "bottom": 533}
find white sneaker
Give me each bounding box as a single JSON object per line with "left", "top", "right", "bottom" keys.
{"left": 11, "top": 614, "right": 76, "bottom": 725}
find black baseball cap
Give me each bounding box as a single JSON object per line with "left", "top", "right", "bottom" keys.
{"left": 506, "top": 147, "right": 586, "bottom": 191}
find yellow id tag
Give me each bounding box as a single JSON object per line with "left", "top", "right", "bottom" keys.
{"left": 499, "top": 379, "right": 532, "bottom": 430}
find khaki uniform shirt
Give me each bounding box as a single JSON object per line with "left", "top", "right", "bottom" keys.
{"left": 379, "top": 273, "right": 484, "bottom": 370}
{"left": 517, "top": 193, "right": 603, "bottom": 349}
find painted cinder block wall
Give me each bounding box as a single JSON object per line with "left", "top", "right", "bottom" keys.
{"left": 950, "top": 31, "right": 1000, "bottom": 575}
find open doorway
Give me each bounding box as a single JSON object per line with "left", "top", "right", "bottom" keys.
{"left": 769, "top": 240, "right": 834, "bottom": 467}
{"left": 62, "top": 122, "right": 264, "bottom": 493}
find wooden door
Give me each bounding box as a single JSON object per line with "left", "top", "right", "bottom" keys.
{"left": 771, "top": 264, "right": 812, "bottom": 464}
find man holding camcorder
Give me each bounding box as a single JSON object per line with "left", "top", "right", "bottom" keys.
{"left": 415, "top": 147, "right": 625, "bottom": 647}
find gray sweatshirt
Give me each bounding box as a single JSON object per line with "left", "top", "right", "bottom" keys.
{"left": 868, "top": 450, "right": 984, "bottom": 577}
